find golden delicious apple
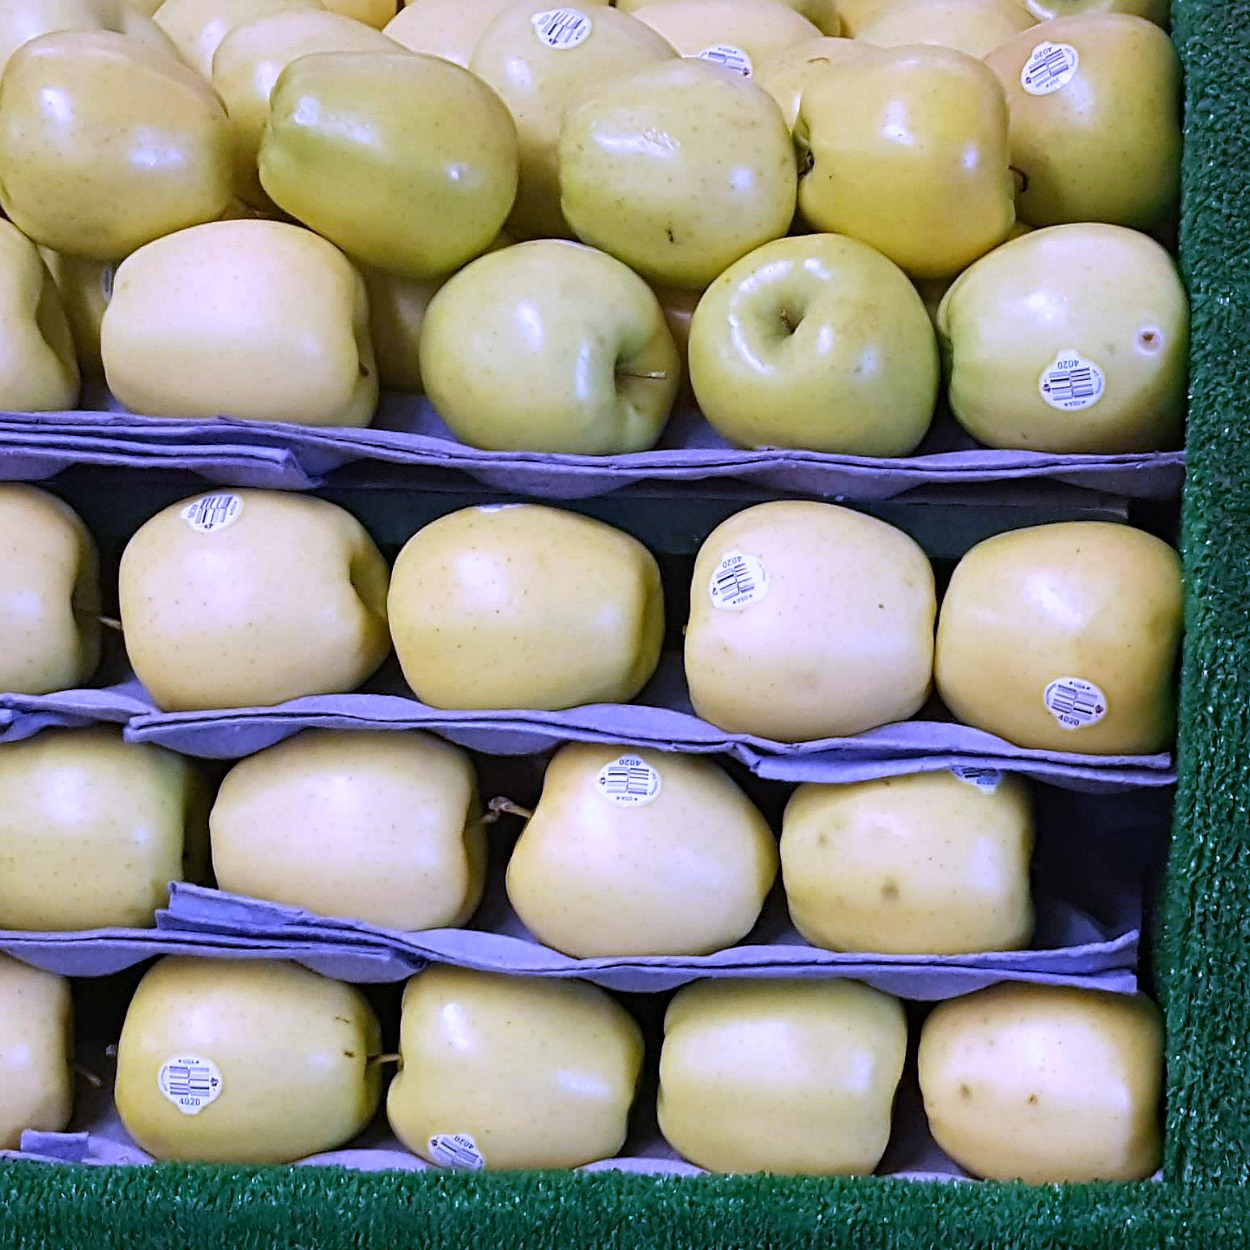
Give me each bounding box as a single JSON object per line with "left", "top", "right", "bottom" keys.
{"left": 39, "top": 250, "right": 115, "bottom": 380}
{"left": 985, "top": 14, "right": 1181, "bottom": 229}
{"left": 0, "top": 32, "right": 233, "bottom": 262}
{"left": 0, "top": 728, "right": 202, "bottom": 931}
{"left": 211, "top": 730, "right": 485, "bottom": 930}
{"left": 388, "top": 504, "right": 664, "bottom": 710}
{"left": 918, "top": 983, "right": 1163, "bottom": 1181}
{"left": 127, "top": 0, "right": 167, "bottom": 11}
{"left": 781, "top": 770, "right": 1034, "bottom": 955}
{"left": 387, "top": 966, "right": 643, "bottom": 1169}
{"left": 0, "top": 223, "right": 79, "bottom": 412}
{"left": 650, "top": 282, "right": 699, "bottom": 401}
{"left": 0, "top": 485, "right": 100, "bottom": 695}
{"left": 115, "top": 958, "right": 382, "bottom": 1163}
{"left": 419, "top": 240, "right": 679, "bottom": 453}
{"left": 321, "top": 0, "right": 395, "bottom": 25}
{"left": 362, "top": 267, "right": 440, "bottom": 392}
{"left": 101, "top": 219, "right": 377, "bottom": 426}
{"left": 558, "top": 58, "right": 797, "bottom": 290}
{"left": 796, "top": 45, "right": 1016, "bottom": 279}
{"left": 912, "top": 219, "right": 1032, "bottom": 327}
{"left": 752, "top": 36, "right": 875, "bottom": 130}
{"left": 0, "top": 0, "right": 179, "bottom": 78}
{"left": 687, "top": 233, "right": 938, "bottom": 455}
{"left": 937, "top": 224, "right": 1187, "bottom": 453}
{"left": 507, "top": 744, "right": 778, "bottom": 957}
{"left": 468, "top": 3, "right": 675, "bottom": 239}
{"left": 1019, "top": 0, "right": 1169, "bottom": 29}
{"left": 153, "top": 0, "right": 323, "bottom": 77}
{"left": 685, "top": 502, "right": 935, "bottom": 742}
{"left": 857, "top": 0, "right": 1035, "bottom": 57}
{"left": 0, "top": 957, "right": 73, "bottom": 1150}
{"left": 618, "top": 0, "right": 841, "bottom": 34}
{"left": 119, "top": 489, "right": 390, "bottom": 712}
{"left": 658, "top": 979, "right": 907, "bottom": 1174}
{"left": 935, "top": 521, "right": 1183, "bottom": 754}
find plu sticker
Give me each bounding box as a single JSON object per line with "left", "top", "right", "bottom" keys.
{"left": 1044, "top": 678, "right": 1108, "bottom": 730}
{"left": 180, "top": 493, "right": 243, "bottom": 534}
{"left": 158, "top": 1056, "right": 223, "bottom": 1116}
{"left": 1020, "top": 42, "right": 1079, "bottom": 95}
{"left": 696, "top": 44, "right": 753, "bottom": 76}
{"left": 950, "top": 766, "right": 1003, "bottom": 794}
{"left": 596, "top": 755, "right": 662, "bottom": 807}
{"left": 709, "top": 551, "right": 769, "bottom": 610}
{"left": 1038, "top": 351, "right": 1106, "bottom": 411}
{"left": 429, "top": 1133, "right": 486, "bottom": 1170}
{"left": 531, "top": 8, "right": 592, "bottom": 48}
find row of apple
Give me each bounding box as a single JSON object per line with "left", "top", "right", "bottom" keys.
{"left": 3, "top": 954, "right": 1163, "bottom": 1182}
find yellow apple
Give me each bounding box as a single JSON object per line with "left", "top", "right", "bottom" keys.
{"left": 419, "top": 240, "right": 679, "bottom": 453}
{"left": 387, "top": 966, "right": 643, "bottom": 1169}
{"left": 618, "top": 0, "right": 841, "bottom": 34}
{"left": 918, "top": 983, "right": 1163, "bottom": 1182}
{"left": 119, "top": 489, "right": 390, "bottom": 712}
{"left": 0, "top": 0, "right": 179, "bottom": 78}
{"left": 985, "top": 14, "right": 1181, "bottom": 229}
{"left": 1020, "top": 0, "right": 1169, "bottom": 31}
{"left": 796, "top": 45, "right": 1015, "bottom": 279}
{"left": 0, "top": 957, "right": 73, "bottom": 1150}
{"left": 126, "top": 0, "right": 167, "bottom": 11}
{"left": 935, "top": 521, "right": 1183, "bottom": 754}
{"left": 115, "top": 957, "right": 382, "bottom": 1163}
{"left": 153, "top": 0, "right": 324, "bottom": 77}
{"left": 857, "top": 0, "right": 1035, "bottom": 57}
{"left": 752, "top": 36, "right": 874, "bottom": 129}
{"left": 388, "top": 504, "right": 664, "bottom": 710}
{"left": 468, "top": 3, "right": 675, "bottom": 239}
{"left": 362, "top": 268, "right": 440, "bottom": 392}
{"left": 658, "top": 979, "right": 907, "bottom": 1174}
{"left": 38, "top": 250, "right": 115, "bottom": 380}
{"left": 685, "top": 501, "right": 936, "bottom": 742}
{"left": 558, "top": 58, "right": 797, "bottom": 290}
{"left": 937, "top": 224, "right": 1187, "bottom": 453}
{"left": 687, "top": 233, "right": 938, "bottom": 455}
{"left": 101, "top": 219, "right": 377, "bottom": 426}
{"left": 321, "top": 0, "right": 395, "bottom": 25}
{"left": 912, "top": 219, "right": 1032, "bottom": 327}
{"left": 210, "top": 730, "right": 485, "bottom": 930}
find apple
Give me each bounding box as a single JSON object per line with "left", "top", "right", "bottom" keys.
{"left": 321, "top": 0, "right": 395, "bottom": 25}
{"left": 153, "top": 0, "right": 324, "bottom": 78}
{"left": 0, "top": 728, "right": 203, "bottom": 931}
{"left": 796, "top": 45, "right": 1016, "bottom": 279}
{"left": 781, "top": 770, "right": 1034, "bottom": 955}
{"left": 0, "top": 32, "right": 233, "bottom": 262}
{"left": 687, "top": 233, "right": 938, "bottom": 455}
{"left": 856, "top": 0, "right": 1035, "bottom": 58}
{"left": 752, "top": 36, "right": 875, "bottom": 129}
{"left": 618, "top": 0, "right": 841, "bottom": 35}
{"left": 115, "top": 957, "right": 382, "bottom": 1163}
{"left": 1019, "top": 0, "right": 1169, "bottom": 30}
{"left": 468, "top": 2, "right": 675, "bottom": 239}
{"left": 118, "top": 488, "right": 390, "bottom": 712}
{"left": 918, "top": 983, "right": 1164, "bottom": 1182}
{"left": 912, "top": 219, "right": 1032, "bottom": 327}
{"left": 101, "top": 219, "right": 377, "bottom": 426}
{"left": 658, "top": 979, "right": 907, "bottom": 1174}
{"left": 506, "top": 743, "right": 778, "bottom": 957}
{"left": 388, "top": 504, "right": 664, "bottom": 710}
{"left": 362, "top": 267, "right": 440, "bottom": 392}
{"left": 937, "top": 224, "right": 1188, "bottom": 453}
{"left": 211, "top": 730, "right": 485, "bottom": 930}
{"left": 260, "top": 51, "right": 518, "bottom": 280}
{"left": 0, "top": 957, "right": 73, "bottom": 1150}
{"left": 419, "top": 240, "right": 679, "bottom": 453}
{"left": 0, "top": 485, "right": 100, "bottom": 696}
{"left": 935, "top": 521, "right": 1183, "bottom": 754}
{"left": 387, "top": 966, "right": 643, "bottom": 1170}
{"left": 685, "top": 501, "right": 936, "bottom": 742}
{"left": 127, "top": 0, "right": 167, "bottom": 11}
{"left": 985, "top": 14, "right": 1181, "bottom": 229}
{"left": 0, "top": 223, "right": 80, "bottom": 412}
{"left": 558, "top": 58, "right": 797, "bottom": 290}
{"left": 650, "top": 283, "right": 699, "bottom": 400}
{"left": 39, "top": 250, "right": 115, "bottom": 380}
{"left": 817, "top": 0, "right": 910, "bottom": 33}
{"left": 0, "top": 0, "right": 179, "bottom": 77}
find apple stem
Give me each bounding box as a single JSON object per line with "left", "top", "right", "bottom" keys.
{"left": 368, "top": 1053, "right": 402, "bottom": 1068}
{"left": 98, "top": 615, "right": 123, "bottom": 632}
{"left": 616, "top": 369, "right": 669, "bottom": 382}
{"left": 476, "top": 797, "right": 534, "bottom": 826}
{"left": 74, "top": 1062, "right": 104, "bottom": 1089}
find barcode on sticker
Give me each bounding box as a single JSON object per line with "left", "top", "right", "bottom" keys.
{"left": 158, "top": 1055, "right": 223, "bottom": 1116}
{"left": 1021, "top": 42, "right": 1079, "bottom": 94}
{"left": 696, "top": 43, "right": 753, "bottom": 76}
{"left": 180, "top": 493, "right": 243, "bottom": 534}
{"left": 429, "top": 1133, "right": 486, "bottom": 1170}
{"left": 951, "top": 766, "right": 1002, "bottom": 794}
{"left": 1043, "top": 677, "right": 1108, "bottom": 730}
{"left": 596, "top": 755, "right": 662, "bottom": 807}
{"left": 531, "top": 8, "right": 592, "bottom": 48}
{"left": 1039, "top": 351, "right": 1105, "bottom": 411}
{"left": 708, "top": 551, "right": 769, "bottom": 610}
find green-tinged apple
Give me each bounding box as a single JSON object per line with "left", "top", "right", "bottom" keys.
{"left": 419, "top": 240, "right": 679, "bottom": 453}
{"left": 912, "top": 219, "right": 1031, "bottom": 326}
{"left": 127, "top": 0, "right": 167, "bottom": 11}
{"left": 119, "top": 489, "right": 390, "bottom": 711}
{"left": 687, "top": 233, "right": 938, "bottom": 455}
{"left": 558, "top": 58, "right": 797, "bottom": 290}
{"left": 39, "top": 250, "right": 115, "bottom": 379}
{"left": 115, "top": 958, "right": 382, "bottom": 1163}
{"left": 0, "top": 728, "right": 204, "bottom": 930}
{"left": 507, "top": 743, "right": 778, "bottom": 957}
{"left": 321, "top": 0, "right": 394, "bottom": 24}
{"left": 101, "top": 220, "right": 377, "bottom": 426}
{"left": 618, "top": 0, "right": 841, "bottom": 34}
{"left": 0, "top": 485, "right": 100, "bottom": 695}
{"left": 631, "top": 0, "right": 821, "bottom": 75}
{"left": 935, "top": 521, "right": 1183, "bottom": 754}
{"left": 211, "top": 730, "right": 483, "bottom": 930}
{"left": 388, "top": 504, "right": 664, "bottom": 709}
{"left": 825, "top": 0, "right": 911, "bottom": 32}
{"left": 0, "top": 957, "right": 73, "bottom": 1150}
{"left": 781, "top": 770, "right": 1035, "bottom": 954}
{"left": 0, "top": 32, "right": 233, "bottom": 261}
{"left": 937, "top": 224, "right": 1187, "bottom": 452}
{"left": 651, "top": 283, "right": 699, "bottom": 401}
{"left": 469, "top": 3, "right": 674, "bottom": 239}
{"left": 857, "top": 0, "right": 1035, "bottom": 57}
{"left": 0, "top": 0, "right": 178, "bottom": 77}
{"left": 752, "top": 37, "right": 874, "bottom": 129}
{"left": 1020, "top": 0, "right": 1168, "bottom": 26}
{"left": 919, "top": 984, "right": 1163, "bottom": 1182}
{"left": 362, "top": 267, "right": 439, "bottom": 392}
{"left": 985, "top": 14, "right": 1181, "bottom": 228}
{"left": 658, "top": 979, "right": 907, "bottom": 1174}
{"left": 387, "top": 966, "right": 643, "bottom": 1169}
{"left": 153, "top": 0, "right": 323, "bottom": 77}
{"left": 685, "top": 501, "right": 935, "bottom": 742}
{"left": 796, "top": 45, "right": 1016, "bottom": 279}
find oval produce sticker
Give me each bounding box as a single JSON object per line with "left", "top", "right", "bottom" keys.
{"left": 696, "top": 44, "right": 753, "bottom": 76}
{"left": 1021, "top": 42, "right": 1079, "bottom": 94}
{"left": 531, "top": 8, "right": 593, "bottom": 48}
{"left": 708, "top": 551, "right": 769, "bottom": 610}
{"left": 429, "top": 1133, "right": 486, "bottom": 1170}
{"left": 158, "top": 1056, "right": 223, "bottom": 1116}
{"left": 1043, "top": 678, "right": 1108, "bottom": 730}
{"left": 596, "top": 755, "right": 663, "bottom": 808}
{"left": 180, "top": 493, "right": 243, "bottom": 534}
{"left": 1038, "top": 350, "right": 1106, "bottom": 412}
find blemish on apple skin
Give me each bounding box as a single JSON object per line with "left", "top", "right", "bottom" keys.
{"left": 665, "top": 228, "right": 676, "bottom": 245}
{"left": 344, "top": 1050, "right": 356, "bottom": 1059}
